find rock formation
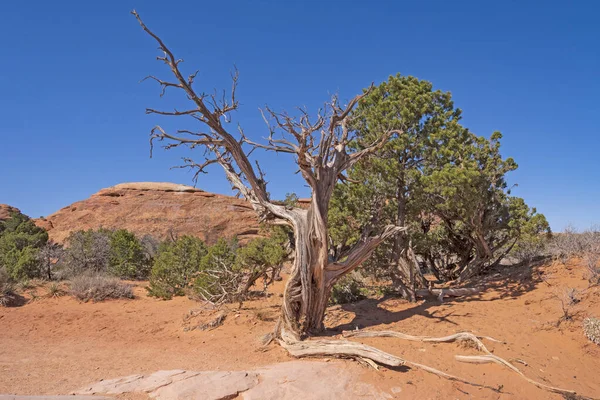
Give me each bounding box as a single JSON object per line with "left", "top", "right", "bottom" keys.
{"left": 36, "top": 182, "right": 263, "bottom": 244}
{"left": 0, "top": 204, "right": 20, "bottom": 222}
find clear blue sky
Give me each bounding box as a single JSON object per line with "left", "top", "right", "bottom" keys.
{"left": 1, "top": 0, "right": 598, "bottom": 231}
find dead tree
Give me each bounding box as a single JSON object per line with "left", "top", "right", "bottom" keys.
{"left": 131, "top": 12, "right": 584, "bottom": 397}
{"left": 132, "top": 11, "right": 403, "bottom": 342}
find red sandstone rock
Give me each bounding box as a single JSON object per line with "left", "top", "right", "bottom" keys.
{"left": 34, "top": 182, "right": 263, "bottom": 244}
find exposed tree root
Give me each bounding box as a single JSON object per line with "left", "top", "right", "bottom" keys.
{"left": 279, "top": 338, "right": 493, "bottom": 390}
{"left": 342, "top": 329, "right": 503, "bottom": 349}
{"left": 455, "top": 354, "right": 576, "bottom": 397}
{"left": 416, "top": 287, "right": 483, "bottom": 302}
{"left": 341, "top": 329, "right": 581, "bottom": 398}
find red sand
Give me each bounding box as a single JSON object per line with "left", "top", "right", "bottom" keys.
{"left": 1, "top": 260, "right": 599, "bottom": 399}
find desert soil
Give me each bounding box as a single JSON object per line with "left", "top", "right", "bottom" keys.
{"left": 1, "top": 261, "right": 599, "bottom": 399}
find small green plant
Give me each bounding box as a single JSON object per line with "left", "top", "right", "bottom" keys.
{"left": 47, "top": 282, "right": 65, "bottom": 298}
{"left": 330, "top": 275, "right": 366, "bottom": 305}
{"left": 108, "top": 229, "right": 149, "bottom": 279}
{"left": 147, "top": 236, "right": 207, "bottom": 299}
{"left": 0, "top": 211, "right": 48, "bottom": 281}
{"left": 583, "top": 317, "right": 600, "bottom": 345}
{"left": 192, "top": 238, "right": 239, "bottom": 304}
{"left": 0, "top": 268, "right": 15, "bottom": 307}
{"left": 69, "top": 274, "right": 134, "bottom": 302}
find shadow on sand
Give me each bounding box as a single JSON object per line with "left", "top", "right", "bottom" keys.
{"left": 324, "top": 257, "right": 551, "bottom": 334}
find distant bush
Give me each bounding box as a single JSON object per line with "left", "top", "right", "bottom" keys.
{"left": 147, "top": 236, "right": 207, "bottom": 300}
{"left": 140, "top": 234, "right": 161, "bottom": 260}
{"left": 62, "top": 229, "right": 112, "bottom": 276}
{"left": 63, "top": 229, "right": 152, "bottom": 279}
{"left": 236, "top": 235, "right": 287, "bottom": 294}
{"left": 547, "top": 226, "right": 600, "bottom": 262}
{"left": 0, "top": 211, "right": 48, "bottom": 280}
{"left": 192, "top": 238, "right": 240, "bottom": 304}
{"left": 330, "top": 275, "right": 366, "bottom": 305}
{"left": 108, "top": 229, "right": 149, "bottom": 279}
{"left": 69, "top": 274, "right": 134, "bottom": 302}
{"left": 38, "top": 242, "right": 64, "bottom": 280}
{"left": 583, "top": 317, "right": 600, "bottom": 346}
{"left": 0, "top": 268, "right": 15, "bottom": 306}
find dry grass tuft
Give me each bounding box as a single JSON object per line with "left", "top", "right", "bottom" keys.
{"left": 69, "top": 274, "right": 134, "bottom": 303}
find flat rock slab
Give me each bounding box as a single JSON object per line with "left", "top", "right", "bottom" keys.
{"left": 74, "top": 361, "right": 391, "bottom": 400}
{"left": 0, "top": 397, "right": 114, "bottom": 400}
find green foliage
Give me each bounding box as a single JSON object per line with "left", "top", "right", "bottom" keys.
{"left": 330, "top": 275, "right": 366, "bottom": 305}
{"left": 192, "top": 238, "right": 239, "bottom": 303}
{"left": 147, "top": 236, "right": 207, "bottom": 299}
{"left": 283, "top": 192, "right": 299, "bottom": 208}
{"left": 330, "top": 74, "right": 549, "bottom": 287}
{"left": 108, "top": 229, "right": 148, "bottom": 279}
{"left": 0, "top": 211, "right": 48, "bottom": 280}
{"left": 63, "top": 229, "right": 152, "bottom": 279}
{"left": 63, "top": 229, "right": 112, "bottom": 276}
{"left": 0, "top": 267, "right": 15, "bottom": 306}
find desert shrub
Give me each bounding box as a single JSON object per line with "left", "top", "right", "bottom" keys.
{"left": 62, "top": 229, "right": 112, "bottom": 276}
{"left": 0, "top": 268, "right": 15, "bottom": 306}
{"left": 69, "top": 274, "right": 134, "bottom": 302}
{"left": 63, "top": 228, "right": 151, "bottom": 279}
{"left": 38, "top": 242, "right": 64, "bottom": 280}
{"left": 0, "top": 211, "right": 48, "bottom": 280}
{"left": 140, "top": 234, "right": 161, "bottom": 259}
{"left": 330, "top": 275, "right": 366, "bottom": 305}
{"left": 547, "top": 226, "right": 600, "bottom": 263}
{"left": 108, "top": 229, "right": 149, "bottom": 279}
{"left": 236, "top": 235, "right": 287, "bottom": 294}
{"left": 192, "top": 238, "right": 240, "bottom": 304}
{"left": 47, "top": 281, "right": 65, "bottom": 298}
{"left": 511, "top": 233, "right": 552, "bottom": 263}
{"left": 583, "top": 317, "right": 600, "bottom": 345}
{"left": 584, "top": 252, "right": 600, "bottom": 285}
{"left": 147, "top": 236, "right": 207, "bottom": 299}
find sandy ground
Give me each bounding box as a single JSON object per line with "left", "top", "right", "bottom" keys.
{"left": 1, "top": 260, "right": 599, "bottom": 399}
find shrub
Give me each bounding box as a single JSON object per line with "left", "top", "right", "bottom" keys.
{"left": 584, "top": 252, "right": 600, "bottom": 285}
{"left": 0, "top": 268, "right": 15, "bottom": 306}
{"left": 330, "top": 275, "right": 366, "bottom": 305}
{"left": 39, "top": 242, "right": 64, "bottom": 280}
{"left": 108, "top": 229, "right": 149, "bottom": 279}
{"left": 69, "top": 274, "right": 134, "bottom": 302}
{"left": 236, "top": 235, "right": 287, "bottom": 294}
{"left": 0, "top": 211, "right": 48, "bottom": 280}
{"left": 583, "top": 317, "right": 600, "bottom": 345}
{"left": 62, "top": 229, "right": 112, "bottom": 276}
{"left": 193, "top": 238, "right": 239, "bottom": 304}
{"left": 47, "top": 282, "right": 65, "bottom": 298}
{"left": 547, "top": 226, "right": 600, "bottom": 263}
{"left": 147, "top": 236, "right": 207, "bottom": 299}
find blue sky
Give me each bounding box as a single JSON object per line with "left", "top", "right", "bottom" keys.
{"left": 0, "top": 0, "right": 598, "bottom": 231}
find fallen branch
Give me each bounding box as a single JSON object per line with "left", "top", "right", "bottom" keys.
{"left": 416, "top": 287, "right": 483, "bottom": 302}
{"left": 342, "top": 328, "right": 581, "bottom": 398}
{"left": 456, "top": 355, "right": 576, "bottom": 397}
{"left": 279, "top": 338, "right": 492, "bottom": 389}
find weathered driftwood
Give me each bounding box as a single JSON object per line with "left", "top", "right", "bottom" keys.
{"left": 279, "top": 338, "right": 490, "bottom": 389}
{"left": 343, "top": 329, "right": 579, "bottom": 398}
{"left": 416, "top": 287, "right": 483, "bottom": 302}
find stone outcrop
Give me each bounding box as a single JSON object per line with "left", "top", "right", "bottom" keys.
{"left": 35, "top": 182, "right": 263, "bottom": 244}
{"left": 0, "top": 204, "right": 20, "bottom": 222}
{"left": 74, "top": 361, "right": 392, "bottom": 400}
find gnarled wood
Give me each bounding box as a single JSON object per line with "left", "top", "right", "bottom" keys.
{"left": 133, "top": 10, "right": 404, "bottom": 339}
{"left": 415, "top": 287, "right": 483, "bottom": 302}
{"left": 342, "top": 329, "right": 581, "bottom": 398}
{"left": 279, "top": 338, "right": 491, "bottom": 389}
